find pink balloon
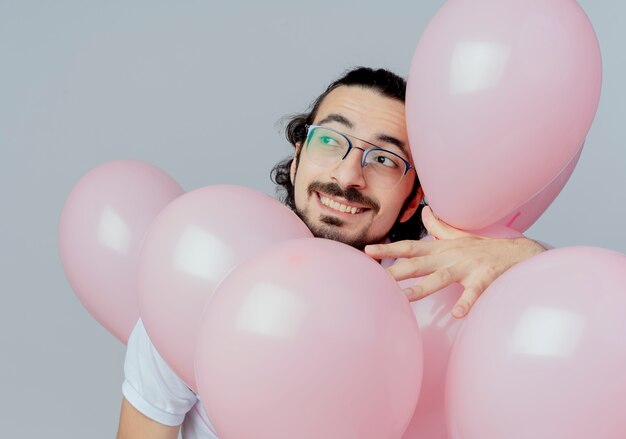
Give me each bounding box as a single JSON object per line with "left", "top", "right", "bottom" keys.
{"left": 398, "top": 228, "right": 523, "bottom": 439}
{"left": 446, "top": 247, "right": 626, "bottom": 439}
{"left": 137, "top": 185, "right": 312, "bottom": 391}
{"left": 460, "top": 224, "right": 526, "bottom": 240}
{"left": 407, "top": 0, "right": 601, "bottom": 230}
{"left": 59, "top": 160, "right": 183, "bottom": 343}
{"left": 195, "top": 238, "right": 423, "bottom": 439}
{"left": 493, "top": 143, "right": 583, "bottom": 232}
{"left": 400, "top": 282, "right": 463, "bottom": 439}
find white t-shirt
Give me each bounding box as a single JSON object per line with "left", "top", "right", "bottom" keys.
{"left": 122, "top": 319, "right": 219, "bottom": 439}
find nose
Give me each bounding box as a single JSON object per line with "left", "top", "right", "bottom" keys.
{"left": 329, "top": 146, "right": 367, "bottom": 189}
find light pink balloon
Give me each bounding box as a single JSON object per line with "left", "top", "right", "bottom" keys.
{"left": 400, "top": 281, "right": 463, "bottom": 439}
{"left": 446, "top": 247, "right": 626, "bottom": 439}
{"left": 195, "top": 238, "right": 423, "bottom": 439}
{"left": 407, "top": 0, "right": 601, "bottom": 230}
{"left": 493, "top": 143, "right": 583, "bottom": 232}
{"left": 398, "top": 228, "right": 523, "bottom": 439}
{"left": 137, "top": 185, "right": 312, "bottom": 391}
{"left": 59, "top": 160, "right": 183, "bottom": 343}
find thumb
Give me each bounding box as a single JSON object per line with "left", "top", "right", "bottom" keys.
{"left": 422, "top": 206, "right": 471, "bottom": 240}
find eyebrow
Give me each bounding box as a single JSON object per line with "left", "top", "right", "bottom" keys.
{"left": 376, "top": 134, "right": 407, "bottom": 154}
{"left": 318, "top": 113, "right": 353, "bottom": 129}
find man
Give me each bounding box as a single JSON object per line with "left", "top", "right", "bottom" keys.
{"left": 272, "top": 66, "right": 544, "bottom": 318}
{"left": 116, "top": 67, "right": 545, "bottom": 438}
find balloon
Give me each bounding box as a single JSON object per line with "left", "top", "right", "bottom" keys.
{"left": 458, "top": 224, "right": 525, "bottom": 240}
{"left": 195, "top": 238, "right": 423, "bottom": 439}
{"left": 397, "top": 227, "right": 523, "bottom": 439}
{"left": 400, "top": 282, "right": 462, "bottom": 439}
{"left": 446, "top": 247, "right": 626, "bottom": 439}
{"left": 137, "top": 185, "right": 312, "bottom": 391}
{"left": 59, "top": 160, "right": 183, "bottom": 343}
{"left": 407, "top": 0, "right": 601, "bottom": 230}
{"left": 493, "top": 143, "right": 583, "bottom": 232}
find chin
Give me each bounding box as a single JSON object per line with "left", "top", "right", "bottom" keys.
{"left": 296, "top": 207, "right": 384, "bottom": 250}
{"left": 310, "top": 224, "right": 377, "bottom": 251}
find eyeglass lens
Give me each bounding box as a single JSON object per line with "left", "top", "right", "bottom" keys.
{"left": 306, "top": 126, "right": 408, "bottom": 188}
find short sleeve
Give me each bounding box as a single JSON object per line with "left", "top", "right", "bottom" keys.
{"left": 122, "top": 319, "right": 198, "bottom": 426}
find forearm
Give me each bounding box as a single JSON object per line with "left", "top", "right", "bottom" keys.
{"left": 116, "top": 398, "right": 180, "bottom": 439}
{"left": 513, "top": 236, "right": 547, "bottom": 258}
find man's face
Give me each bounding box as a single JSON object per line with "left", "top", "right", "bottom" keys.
{"left": 290, "top": 85, "right": 421, "bottom": 249}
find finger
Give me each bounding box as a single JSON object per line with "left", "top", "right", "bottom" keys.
{"left": 364, "top": 239, "right": 438, "bottom": 259}
{"left": 402, "top": 267, "right": 458, "bottom": 301}
{"left": 402, "top": 282, "right": 429, "bottom": 302}
{"left": 451, "top": 285, "right": 484, "bottom": 319}
{"left": 387, "top": 255, "right": 443, "bottom": 281}
{"left": 422, "top": 206, "right": 473, "bottom": 240}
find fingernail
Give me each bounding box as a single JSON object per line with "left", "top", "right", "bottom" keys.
{"left": 452, "top": 306, "right": 465, "bottom": 317}
{"left": 403, "top": 288, "right": 414, "bottom": 297}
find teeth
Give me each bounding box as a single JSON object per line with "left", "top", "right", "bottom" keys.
{"left": 320, "top": 196, "right": 362, "bottom": 214}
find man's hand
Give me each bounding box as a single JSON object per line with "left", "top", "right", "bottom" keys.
{"left": 364, "top": 206, "right": 545, "bottom": 318}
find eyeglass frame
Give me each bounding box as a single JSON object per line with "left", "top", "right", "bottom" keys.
{"left": 304, "top": 124, "right": 414, "bottom": 182}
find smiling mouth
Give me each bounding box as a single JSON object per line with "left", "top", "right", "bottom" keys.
{"left": 317, "top": 192, "right": 368, "bottom": 215}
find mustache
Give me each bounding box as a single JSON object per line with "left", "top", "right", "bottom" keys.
{"left": 308, "top": 181, "right": 380, "bottom": 213}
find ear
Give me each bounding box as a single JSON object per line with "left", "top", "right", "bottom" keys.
{"left": 399, "top": 186, "right": 424, "bottom": 223}
{"left": 290, "top": 142, "right": 301, "bottom": 184}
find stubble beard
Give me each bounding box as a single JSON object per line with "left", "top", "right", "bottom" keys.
{"left": 294, "top": 181, "right": 387, "bottom": 251}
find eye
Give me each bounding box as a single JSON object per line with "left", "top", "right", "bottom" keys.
{"left": 319, "top": 135, "right": 341, "bottom": 146}
{"left": 368, "top": 151, "right": 401, "bottom": 168}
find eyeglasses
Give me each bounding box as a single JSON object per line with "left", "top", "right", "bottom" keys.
{"left": 304, "top": 124, "right": 414, "bottom": 189}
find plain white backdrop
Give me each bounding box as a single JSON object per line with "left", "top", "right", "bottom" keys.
{"left": 1, "top": 1, "right": 624, "bottom": 437}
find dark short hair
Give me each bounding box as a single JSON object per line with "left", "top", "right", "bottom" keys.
{"left": 271, "top": 66, "right": 426, "bottom": 242}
